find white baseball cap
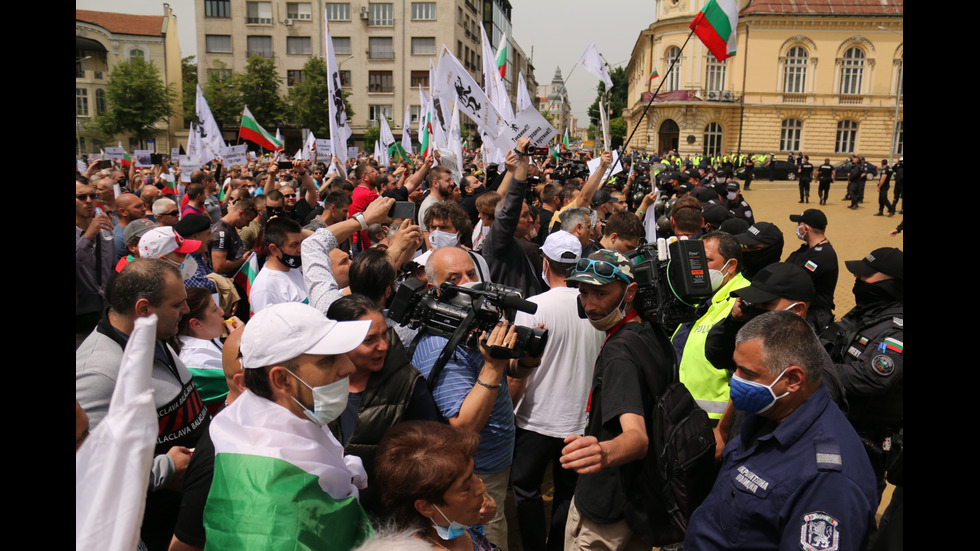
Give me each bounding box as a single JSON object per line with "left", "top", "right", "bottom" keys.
{"left": 240, "top": 302, "right": 371, "bottom": 369}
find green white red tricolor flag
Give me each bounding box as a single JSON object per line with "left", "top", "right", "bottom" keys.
{"left": 650, "top": 69, "right": 659, "bottom": 80}
{"left": 239, "top": 106, "right": 283, "bottom": 151}
{"left": 690, "top": 0, "right": 738, "bottom": 62}
{"left": 495, "top": 33, "right": 508, "bottom": 78}
{"left": 236, "top": 254, "right": 260, "bottom": 309}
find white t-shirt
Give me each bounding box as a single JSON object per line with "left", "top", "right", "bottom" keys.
{"left": 417, "top": 194, "right": 438, "bottom": 232}
{"left": 250, "top": 266, "right": 308, "bottom": 314}
{"left": 513, "top": 286, "right": 604, "bottom": 438}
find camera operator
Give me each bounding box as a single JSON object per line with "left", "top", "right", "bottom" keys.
{"left": 410, "top": 245, "right": 540, "bottom": 551}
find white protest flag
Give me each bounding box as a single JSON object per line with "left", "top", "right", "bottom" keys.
{"left": 375, "top": 140, "right": 387, "bottom": 166}
{"left": 429, "top": 58, "right": 452, "bottom": 137}
{"left": 599, "top": 97, "right": 611, "bottom": 151}
{"left": 516, "top": 72, "right": 533, "bottom": 114}
{"left": 448, "top": 101, "right": 464, "bottom": 183}
{"left": 303, "top": 131, "right": 316, "bottom": 161}
{"left": 196, "top": 84, "right": 226, "bottom": 159}
{"left": 76, "top": 315, "right": 160, "bottom": 551}
{"left": 481, "top": 26, "right": 514, "bottom": 124}
{"left": 577, "top": 41, "right": 613, "bottom": 91}
{"left": 324, "top": 17, "right": 352, "bottom": 165}
{"left": 186, "top": 121, "right": 199, "bottom": 159}
{"left": 432, "top": 46, "right": 506, "bottom": 139}
{"left": 379, "top": 116, "right": 396, "bottom": 161}
{"left": 430, "top": 98, "right": 449, "bottom": 153}
{"left": 402, "top": 106, "right": 414, "bottom": 155}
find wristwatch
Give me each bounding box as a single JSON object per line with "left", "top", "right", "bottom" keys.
{"left": 353, "top": 212, "right": 368, "bottom": 230}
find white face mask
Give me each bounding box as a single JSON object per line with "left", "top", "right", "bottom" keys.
{"left": 708, "top": 259, "right": 732, "bottom": 291}
{"left": 287, "top": 371, "right": 349, "bottom": 426}
{"left": 727, "top": 191, "right": 738, "bottom": 201}
{"left": 429, "top": 230, "right": 459, "bottom": 250}
{"left": 795, "top": 225, "right": 807, "bottom": 241}
{"left": 541, "top": 264, "right": 550, "bottom": 288}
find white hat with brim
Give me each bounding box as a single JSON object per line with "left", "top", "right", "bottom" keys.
{"left": 241, "top": 302, "right": 371, "bottom": 369}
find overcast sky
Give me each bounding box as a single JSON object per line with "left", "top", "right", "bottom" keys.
{"left": 76, "top": 0, "right": 655, "bottom": 125}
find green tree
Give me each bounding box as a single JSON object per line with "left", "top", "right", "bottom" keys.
{"left": 287, "top": 57, "right": 354, "bottom": 137}
{"left": 610, "top": 117, "right": 626, "bottom": 149}
{"left": 587, "top": 66, "right": 628, "bottom": 128}
{"left": 181, "top": 56, "right": 198, "bottom": 123}
{"left": 239, "top": 55, "right": 286, "bottom": 128}
{"left": 201, "top": 60, "right": 243, "bottom": 128}
{"left": 89, "top": 57, "right": 175, "bottom": 148}
{"left": 362, "top": 122, "right": 385, "bottom": 152}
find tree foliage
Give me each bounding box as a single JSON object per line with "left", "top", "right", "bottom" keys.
{"left": 181, "top": 56, "right": 198, "bottom": 123}
{"left": 362, "top": 122, "right": 384, "bottom": 152}
{"left": 287, "top": 57, "right": 354, "bottom": 137}
{"left": 89, "top": 57, "right": 175, "bottom": 147}
{"left": 201, "top": 60, "right": 243, "bottom": 128}
{"left": 239, "top": 55, "right": 286, "bottom": 127}
{"left": 587, "top": 66, "right": 628, "bottom": 128}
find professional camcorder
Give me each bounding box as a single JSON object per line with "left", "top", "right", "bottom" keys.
{"left": 629, "top": 237, "right": 713, "bottom": 328}
{"left": 388, "top": 279, "right": 549, "bottom": 360}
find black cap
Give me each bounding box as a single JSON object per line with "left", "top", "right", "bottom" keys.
{"left": 736, "top": 222, "right": 783, "bottom": 247}
{"left": 731, "top": 262, "right": 815, "bottom": 304}
{"left": 845, "top": 247, "right": 903, "bottom": 280}
{"left": 591, "top": 189, "right": 615, "bottom": 208}
{"left": 175, "top": 214, "right": 212, "bottom": 238}
{"left": 719, "top": 218, "right": 750, "bottom": 235}
{"left": 703, "top": 203, "right": 733, "bottom": 226}
{"left": 789, "top": 209, "right": 828, "bottom": 231}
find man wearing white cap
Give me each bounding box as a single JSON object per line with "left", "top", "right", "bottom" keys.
{"left": 204, "top": 302, "right": 374, "bottom": 550}
{"left": 511, "top": 231, "right": 604, "bottom": 551}
{"left": 137, "top": 226, "right": 201, "bottom": 280}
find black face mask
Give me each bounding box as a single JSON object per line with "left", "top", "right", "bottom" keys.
{"left": 279, "top": 250, "right": 302, "bottom": 269}
{"left": 853, "top": 278, "right": 902, "bottom": 306}
{"left": 267, "top": 207, "right": 284, "bottom": 218}
{"left": 742, "top": 237, "right": 784, "bottom": 279}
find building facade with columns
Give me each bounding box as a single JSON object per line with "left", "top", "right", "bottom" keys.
{"left": 623, "top": 0, "right": 903, "bottom": 164}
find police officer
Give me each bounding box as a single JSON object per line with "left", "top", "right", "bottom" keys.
{"left": 786, "top": 209, "right": 838, "bottom": 332}
{"left": 820, "top": 247, "right": 903, "bottom": 490}
{"left": 685, "top": 311, "right": 878, "bottom": 550}
{"left": 891, "top": 156, "right": 903, "bottom": 214}
{"left": 816, "top": 158, "right": 835, "bottom": 205}
{"left": 846, "top": 154, "right": 866, "bottom": 209}
{"left": 725, "top": 181, "right": 754, "bottom": 226}
{"left": 797, "top": 155, "right": 814, "bottom": 204}
{"left": 875, "top": 159, "right": 895, "bottom": 216}
{"left": 742, "top": 154, "right": 754, "bottom": 190}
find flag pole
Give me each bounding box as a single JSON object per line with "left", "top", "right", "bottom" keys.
{"left": 609, "top": 27, "right": 696, "bottom": 176}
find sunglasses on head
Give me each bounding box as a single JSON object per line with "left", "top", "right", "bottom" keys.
{"left": 574, "top": 258, "right": 631, "bottom": 284}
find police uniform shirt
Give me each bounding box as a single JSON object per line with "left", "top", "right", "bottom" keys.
{"left": 786, "top": 241, "right": 838, "bottom": 314}
{"left": 817, "top": 164, "right": 834, "bottom": 182}
{"left": 684, "top": 386, "right": 879, "bottom": 550}
{"left": 728, "top": 198, "right": 755, "bottom": 225}
{"left": 799, "top": 162, "right": 814, "bottom": 181}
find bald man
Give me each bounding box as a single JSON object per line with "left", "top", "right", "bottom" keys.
{"left": 113, "top": 193, "right": 147, "bottom": 259}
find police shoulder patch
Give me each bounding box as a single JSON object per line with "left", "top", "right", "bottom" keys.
{"left": 893, "top": 317, "right": 903, "bottom": 328}
{"left": 800, "top": 512, "right": 840, "bottom": 551}
{"left": 872, "top": 354, "right": 895, "bottom": 376}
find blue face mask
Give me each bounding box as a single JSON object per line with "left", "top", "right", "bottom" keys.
{"left": 431, "top": 504, "right": 471, "bottom": 540}
{"left": 729, "top": 368, "right": 789, "bottom": 414}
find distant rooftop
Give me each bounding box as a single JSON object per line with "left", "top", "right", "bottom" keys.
{"left": 741, "top": 0, "right": 903, "bottom": 16}
{"left": 76, "top": 9, "right": 164, "bottom": 37}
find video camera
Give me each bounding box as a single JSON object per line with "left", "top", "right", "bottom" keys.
{"left": 629, "top": 237, "right": 714, "bottom": 328}
{"left": 388, "top": 279, "right": 549, "bottom": 360}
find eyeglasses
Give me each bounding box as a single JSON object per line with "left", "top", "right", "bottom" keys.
{"left": 76, "top": 193, "right": 98, "bottom": 201}
{"left": 574, "top": 258, "right": 631, "bottom": 284}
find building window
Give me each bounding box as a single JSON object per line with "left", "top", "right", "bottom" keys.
{"left": 246, "top": 2, "right": 272, "bottom": 24}
{"left": 410, "top": 104, "right": 421, "bottom": 123}
{"left": 783, "top": 46, "right": 808, "bottom": 94}
{"left": 369, "top": 104, "right": 393, "bottom": 123}
{"left": 369, "top": 71, "right": 393, "bottom": 92}
{"left": 325, "top": 3, "right": 350, "bottom": 20}
{"left": 840, "top": 47, "right": 865, "bottom": 95}
{"left": 411, "top": 37, "right": 436, "bottom": 55}
{"left": 368, "top": 37, "right": 393, "bottom": 59}
{"left": 340, "top": 70, "right": 351, "bottom": 87}
{"left": 410, "top": 71, "right": 429, "bottom": 89}
{"left": 207, "top": 68, "right": 232, "bottom": 79}
{"left": 705, "top": 56, "right": 725, "bottom": 92}
{"left": 835, "top": 120, "right": 857, "bottom": 153}
{"left": 332, "top": 37, "right": 351, "bottom": 55}
{"left": 130, "top": 49, "right": 144, "bottom": 61}
{"left": 664, "top": 46, "right": 681, "bottom": 92}
{"left": 287, "top": 70, "right": 306, "bottom": 86}
{"left": 780, "top": 119, "right": 802, "bottom": 152}
{"left": 247, "top": 36, "right": 273, "bottom": 58}
{"left": 457, "top": 41, "right": 462, "bottom": 59}
{"left": 412, "top": 2, "right": 436, "bottom": 19}
{"left": 76, "top": 88, "right": 89, "bottom": 117}
{"left": 205, "top": 0, "right": 231, "bottom": 17}
{"left": 286, "top": 2, "right": 311, "bottom": 20}
{"left": 894, "top": 121, "right": 903, "bottom": 155}
{"left": 287, "top": 36, "right": 312, "bottom": 55}
{"left": 703, "top": 123, "right": 722, "bottom": 157}
{"left": 95, "top": 88, "right": 107, "bottom": 114}
{"left": 205, "top": 35, "right": 232, "bottom": 53}
{"left": 369, "top": 3, "right": 393, "bottom": 26}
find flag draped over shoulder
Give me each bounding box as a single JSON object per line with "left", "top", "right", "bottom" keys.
{"left": 690, "top": 0, "right": 739, "bottom": 62}
{"left": 76, "top": 315, "right": 159, "bottom": 551}
{"left": 239, "top": 107, "right": 283, "bottom": 151}
{"left": 204, "top": 391, "right": 371, "bottom": 550}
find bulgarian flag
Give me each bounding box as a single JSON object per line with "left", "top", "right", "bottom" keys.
{"left": 234, "top": 253, "right": 260, "bottom": 304}
{"left": 562, "top": 129, "right": 570, "bottom": 151}
{"left": 120, "top": 151, "right": 132, "bottom": 168}
{"left": 204, "top": 392, "right": 372, "bottom": 550}
{"left": 649, "top": 69, "right": 659, "bottom": 81}
{"left": 495, "top": 34, "right": 508, "bottom": 79}
{"left": 550, "top": 143, "right": 561, "bottom": 161}
{"left": 690, "top": 0, "right": 738, "bottom": 62}
{"left": 420, "top": 111, "right": 433, "bottom": 159}
{"left": 238, "top": 106, "right": 283, "bottom": 151}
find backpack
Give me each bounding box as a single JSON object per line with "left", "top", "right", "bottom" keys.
{"left": 616, "top": 328, "right": 718, "bottom": 547}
